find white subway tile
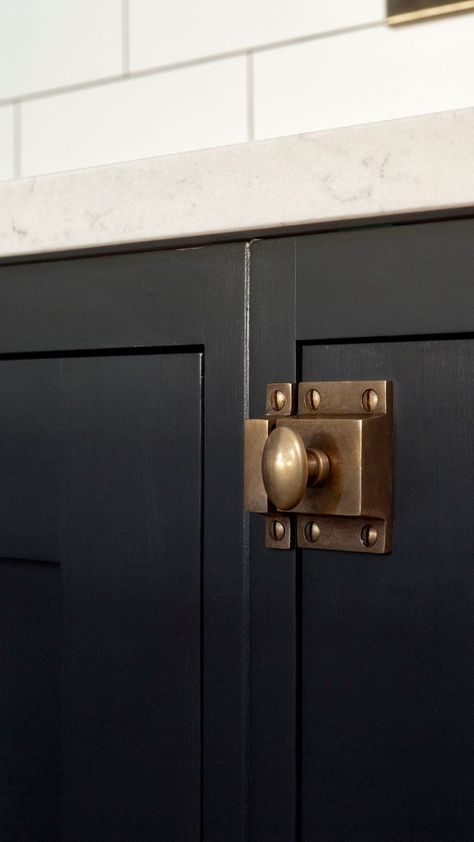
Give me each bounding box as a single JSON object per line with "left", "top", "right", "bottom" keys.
{"left": 254, "top": 14, "right": 474, "bottom": 139}
{"left": 0, "top": 0, "right": 122, "bottom": 100}
{"left": 0, "top": 106, "right": 14, "bottom": 181}
{"left": 129, "top": 0, "right": 384, "bottom": 71}
{"left": 21, "top": 58, "right": 247, "bottom": 177}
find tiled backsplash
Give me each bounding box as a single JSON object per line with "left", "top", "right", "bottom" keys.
{"left": 0, "top": 105, "right": 14, "bottom": 181}
{"left": 0, "top": 0, "right": 473, "bottom": 181}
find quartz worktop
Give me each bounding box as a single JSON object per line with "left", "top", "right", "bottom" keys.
{"left": 0, "top": 108, "right": 473, "bottom": 258}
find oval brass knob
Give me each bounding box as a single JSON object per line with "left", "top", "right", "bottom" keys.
{"left": 262, "top": 426, "right": 330, "bottom": 511}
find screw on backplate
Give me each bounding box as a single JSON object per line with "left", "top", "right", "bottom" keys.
{"left": 270, "top": 389, "right": 287, "bottom": 412}
{"left": 304, "top": 521, "right": 320, "bottom": 544}
{"left": 270, "top": 520, "right": 286, "bottom": 542}
{"left": 360, "top": 524, "right": 378, "bottom": 547}
{"left": 361, "top": 389, "right": 379, "bottom": 413}
{"left": 304, "top": 389, "right": 321, "bottom": 412}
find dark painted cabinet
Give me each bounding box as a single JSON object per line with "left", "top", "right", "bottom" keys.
{"left": 0, "top": 246, "right": 248, "bottom": 842}
{"left": 0, "top": 219, "right": 473, "bottom": 841}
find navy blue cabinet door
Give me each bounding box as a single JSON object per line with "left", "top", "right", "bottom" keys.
{"left": 1, "top": 217, "right": 473, "bottom": 842}
{"left": 249, "top": 219, "right": 474, "bottom": 842}
{"left": 0, "top": 246, "right": 248, "bottom": 842}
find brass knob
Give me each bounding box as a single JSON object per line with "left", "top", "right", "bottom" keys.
{"left": 261, "top": 426, "right": 330, "bottom": 511}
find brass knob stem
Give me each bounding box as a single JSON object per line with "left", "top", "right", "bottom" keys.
{"left": 307, "top": 448, "right": 330, "bottom": 488}
{"left": 262, "top": 426, "right": 330, "bottom": 511}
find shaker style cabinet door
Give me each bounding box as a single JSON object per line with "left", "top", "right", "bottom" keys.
{"left": 248, "top": 219, "right": 474, "bottom": 842}
{"left": 1, "top": 218, "right": 473, "bottom": 842}
{"left": 0, "top": 246, "right": 248, "bottom": 842}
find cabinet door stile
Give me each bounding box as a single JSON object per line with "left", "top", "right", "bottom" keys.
{"left": 249, "top": 238, "right": 300, "bottom": 842}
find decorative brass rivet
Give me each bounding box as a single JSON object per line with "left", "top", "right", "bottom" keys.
{"left": 270, "top": 520, "right": 286, "bottom": 542}
{"left": 360, "top": 524, "right": 378, "bottom": 547}
{"left": 304, "top": 388, "right": 321, "bottom": 412}
{"left": 304, "top": 521, "right": 320, "bottom": 544}
{"left": 270, "top": 389, "right": 287, "bottom": 412}
{"left": 361, "top": 389, "right": 379, "bottom": 413}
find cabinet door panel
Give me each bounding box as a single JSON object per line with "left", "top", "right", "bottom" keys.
{"left": 294, "top": 222, "right": 474, "bottom": 842}
{"left": 0, "top": 351, "right": 202, "bottom": 841}
{"left": 301, "top": 338, "right": 474, "bottom": 841}
{"left": 0, "top": 560, "right": 60, "bottom": 842}
{"left": 0, "top": 244, "right": 248, "bottom": 842}
{"left": 60, "top": 352, "right": 201, "bottom": 841}
{"left": 0, "top": 360, "right": 61, "bottom": 561}
{"left": 249, "top": 221, "right": 474, "bottom": 842}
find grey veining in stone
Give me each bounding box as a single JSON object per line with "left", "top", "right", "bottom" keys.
{"left": 0, "top": 108, "right": 473, "bottom": 257}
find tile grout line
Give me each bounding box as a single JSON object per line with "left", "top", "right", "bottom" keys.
{"left": 121, "top": 0, "right": 130, "bottom": 76}
{"left": 0, "top": 20, "right": 384, "bottom": 107}
{"left": 12, "top": 101, "right": 21, "bottom": 179}
{"left": 245, "top": 52, "right": 255, "bottom": 142}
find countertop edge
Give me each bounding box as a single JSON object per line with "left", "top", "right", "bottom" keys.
{"left": 1, "top": 108, "right": 473, "bottom": 258}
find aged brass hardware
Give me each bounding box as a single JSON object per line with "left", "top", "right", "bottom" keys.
{"left": 245, "top": 381, "right": 393, "bottom": 553}
{"left": 269, "top": 389, "right": 287, "bottom": 413}
{"left": 262, "top": 427, "right": 330, "bottom": 510}
{"left": 265, "top": 515, "right": 292, "bottom": 550}
{"left": 386, "top": 0, "right": 474, "bottom": 25}
{"left": 270, "top": 520, "right": 286, "bottom": 541}
{"left": 304, "top": 521, "right": 320, "bottom": 544}
{"left": 265, "top": 382, "right": 295, "bottom": 417}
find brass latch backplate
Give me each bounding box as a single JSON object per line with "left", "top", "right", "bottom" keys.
{"left": 245, "top": 381, "right": 393, "bottom": 553}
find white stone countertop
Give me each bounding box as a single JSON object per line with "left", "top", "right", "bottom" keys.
{"left": 0, "top": 108, "right": 473, "bottom": 258}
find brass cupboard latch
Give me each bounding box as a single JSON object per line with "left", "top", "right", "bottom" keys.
{"left": 244, "top": 381, "right": 393, "bottom": 553}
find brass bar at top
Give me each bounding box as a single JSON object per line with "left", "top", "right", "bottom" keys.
{"left": 387, "top": 0, "right": 474, "bottom": 25}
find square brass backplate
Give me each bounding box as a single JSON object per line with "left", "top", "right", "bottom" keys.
{"left": 245, "top": 381, "right": 393, "bottom": 553}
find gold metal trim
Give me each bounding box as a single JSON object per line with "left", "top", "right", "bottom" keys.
{"left": 387, "top": 0, "right": 474, "bottom": 25}
{"left": 245, "top": 381, "right": 393, "bottom": 554}
{"left": 297, "top": 515, "right": 390, "bottom": 554}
